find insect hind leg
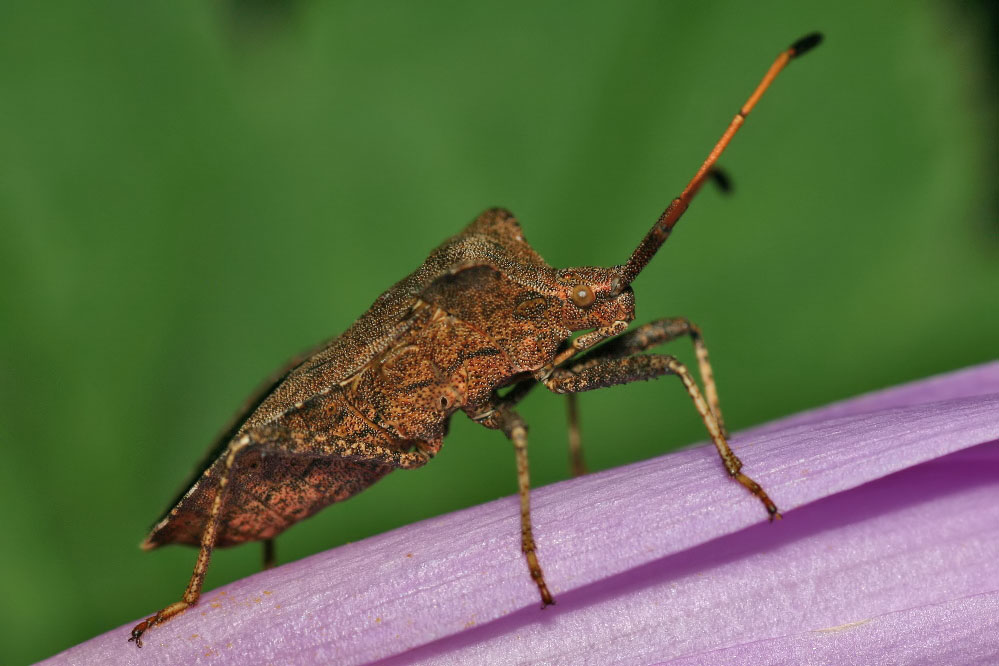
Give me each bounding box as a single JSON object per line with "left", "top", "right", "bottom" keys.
{"left": 129, "top": 430, "right": 437, "bottom": 646}
{"left": 128, "top": 437, "right": 250, "bottom": 647}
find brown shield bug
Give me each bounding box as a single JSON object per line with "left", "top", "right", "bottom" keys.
{"left": 130, "top": 32, "right": 823, "bottom": 647}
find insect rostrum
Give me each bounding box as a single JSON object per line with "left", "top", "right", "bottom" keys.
{"left": 130, "top": 32, "right": 823, "bottom": 647}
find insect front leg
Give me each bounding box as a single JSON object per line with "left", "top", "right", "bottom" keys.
{"left": 576, "top": 318, "right": 728, "bottom": 436}
{"left": 477, "top": 404, "right": 554, "bottom": 608}
{"left": 560, "top": 318, "right": 728, "bottom": 477}
{"left": 544, "top": 354, "right": 780, "bottom": 520}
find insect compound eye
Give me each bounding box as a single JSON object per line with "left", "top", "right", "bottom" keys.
{"left": 570, "top": 284, "right": 595, "bottom": 308}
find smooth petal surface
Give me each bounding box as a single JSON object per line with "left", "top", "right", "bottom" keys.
{"left": 43, "top": 363, "right": 999, "bottom": 665}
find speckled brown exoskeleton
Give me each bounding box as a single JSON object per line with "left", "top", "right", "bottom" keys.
{"left": 130, "top": 33, "right": 822, "bottom": 647}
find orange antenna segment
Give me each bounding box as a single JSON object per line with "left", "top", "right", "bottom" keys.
{"left": 616, "top": 32, "right": 822, "bottom": 290}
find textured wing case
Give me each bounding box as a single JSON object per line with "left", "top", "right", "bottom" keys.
{"left": 144, "top": 209, "right": 555, "bottom": 548}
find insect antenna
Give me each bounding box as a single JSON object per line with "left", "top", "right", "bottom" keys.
{"left": 708, "top": 166, "right": 733, "bottom": 195}
{"left": 613, "top": 32, "right": 823, "bottom": 293}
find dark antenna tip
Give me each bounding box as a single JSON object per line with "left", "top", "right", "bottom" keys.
{"left": 709, "top": 166, "right": 734, "bottom": 195}
{"left": 790, "top": 32, "right": 823, "bottom": 58}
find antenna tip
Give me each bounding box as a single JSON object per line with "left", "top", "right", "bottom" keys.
{"left": 709, "top": 166, "right": 733, "bottom": 195}
{"left": 790, "top": 32, "right": 823, "bottom": 58}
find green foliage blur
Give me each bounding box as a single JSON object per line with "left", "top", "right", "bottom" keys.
{"left": 1, "top": 2, "right": 995, "bottom": 663}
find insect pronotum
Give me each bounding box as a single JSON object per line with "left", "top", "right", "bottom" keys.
{"left": 130, "top": 32, "right": 823, "bottom": 647}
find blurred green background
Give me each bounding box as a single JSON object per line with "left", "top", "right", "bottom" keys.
{"left": 1, "top": 1, "right": 996, "bottom": 663}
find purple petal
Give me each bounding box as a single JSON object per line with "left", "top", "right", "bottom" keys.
{"left": 664, "top": 590, "right": 999, "bottom": 666}
{"left": 43, "top": 363, "right": 999, "bottom": 665}
{"left": 388, "top": 443, "right": 999, "bottom": 666}
{"left": 745, "top": 362, "right": 999, "bottom": 435}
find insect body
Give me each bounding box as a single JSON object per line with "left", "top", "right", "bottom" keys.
{"left": 130, "top": 32, "right": 822, "bottom": 646}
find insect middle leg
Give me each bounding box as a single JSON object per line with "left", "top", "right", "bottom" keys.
{"left": 478, "top": 405, "right": 554, "bottom": 607}
{"left": 129, "top": 434, "right": 434, "bottom": 647}
{"left": 565, "top": 394, "right": 586, "bottom": 477}
{"left": 544, "top": 353, "right": 779, "bottom": 520}
{"left": 262, "top": 538, "right": 276, "bottom": 570}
